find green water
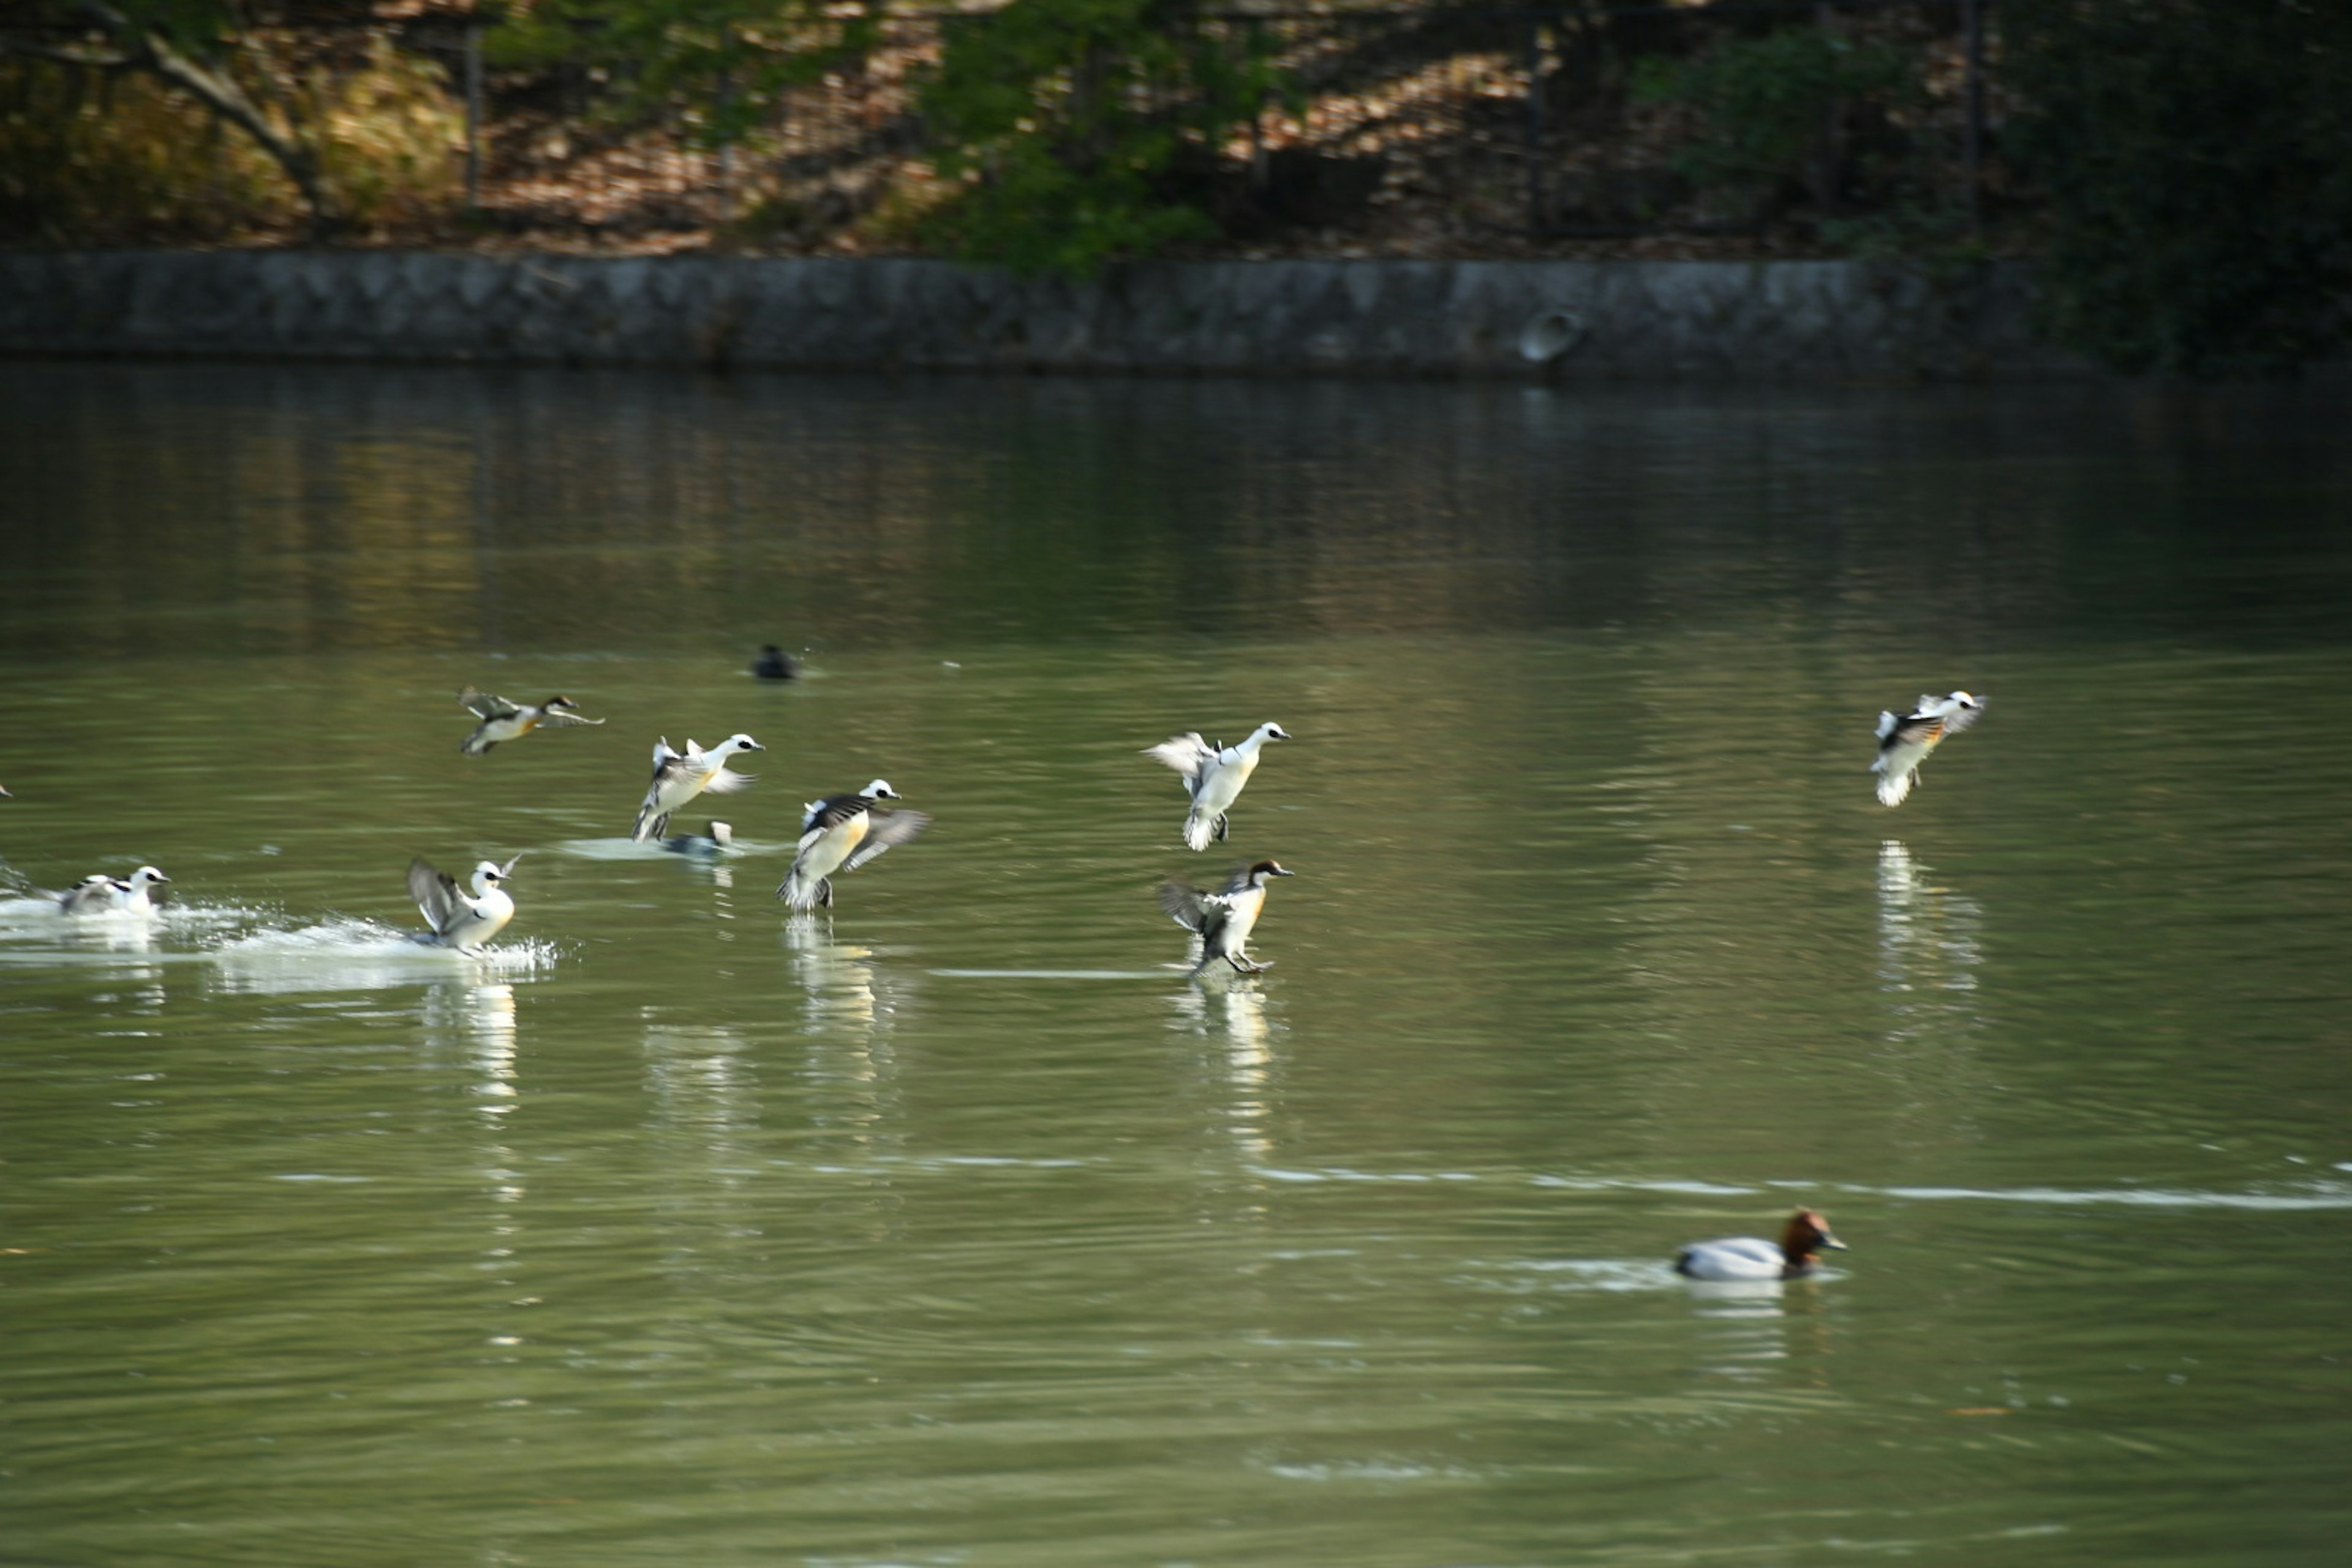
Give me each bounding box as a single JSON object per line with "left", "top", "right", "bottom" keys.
{"left": 2, "top": 364, "right": 2350, "bottom": 1567}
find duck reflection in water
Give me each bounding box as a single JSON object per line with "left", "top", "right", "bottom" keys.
{"left": 1877, "top": 841, "right": 1985, "bottom": 999}
{"left": 422, "top": 979, "right": 518, "bottom": 1124}
{"left": 1169, "top": 979, "right": 1277, "bottom": 1163}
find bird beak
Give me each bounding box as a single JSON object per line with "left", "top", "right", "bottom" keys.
{"left": 1820, "top": 1234, "right": 1848, "bottom": 1251}
{"left": 154, "top": 873, "right": 171, "bottom": 883}
{"left": 1273, "top": 867, "right": 1297, "bottom": 876}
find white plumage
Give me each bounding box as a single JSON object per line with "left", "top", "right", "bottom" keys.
{"left": 1159, "top": 859, "right": 1294, "bottom": 976}
{"left": 408, "top": 854, "right": 522, "bottom": 952}
{"left": 1143, "top": 722, "right": 1291, "bottom": 851}
{"left": 777, "top": 780, "right": 930, "bottom": 911}
{"left": 1871, "top": 692, "right": 1985, "bottom": 807}
{"left": 631, "top": 734, "right": 764, "bottom": 842}
{"left": 56, "top": 865, "right": 170, "bottom": 915}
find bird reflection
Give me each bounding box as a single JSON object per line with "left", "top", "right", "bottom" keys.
{"left": 783, "top": 916, "right": 907, "bottom": 1167}
{"left": 782, "top": 913, "right": 886, "bottom": 1031}
{"left": 1876, "top": 840, "right": 1986, "bottom": 1038}
{"left": 1169, "top": 978, "right": 1278, "bottom": 1163}
{"left": 423, "top": 979, "right": 519, "bottom": 1125}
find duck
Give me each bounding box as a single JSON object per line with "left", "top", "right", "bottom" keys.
{"left": 458, "top": 688, "right": 606, "bottom": 756}
{"left": 752, "top": 644, "right": 801, "bottom": 681}
{"left": 1160, "top": 859, "right": 1294, "bottom": 976}
{"left": 57, "top": 865, "right": 170, "bottom": 916}
{"left": 408, "top": 853, "right": 522, "bottom": 952}
{"left": 631, "top": 734, "right": 763, "bottom": 842}
{"left": 1675, "top": 1209, "right": 1847, "bottom": 1281}
{"left": 661, "top": 821, "right": 734, "bottom": 855}
{"left": 777, "top": 780, "right": 931, "bottom": 911}
{"left": 1872, "top": 692, "right": 1986, "bottom": 807}
{"left": 1144, "top": 722, "right": 1291, "bottom": 851}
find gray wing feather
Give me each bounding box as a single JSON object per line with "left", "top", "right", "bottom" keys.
{"left": 1159, "top": 879, "right": 1210, "bottom": 933}
{"left": 1143, "top": 733, "right": 1215, "bottom": 788}
{"left": 842, "top": 809, "right": 930, "bottom": 872}
{"left": 699, "top": 766, "right": 756, "bottom": 796}
{"left": 459, "top": 687, "right": 513, "bottom": 720}
{"left": 535, "top": 711, "right": 604, "bottom": 730}
{"left": 407, "top": 857, "right": 458, "bottom": 936}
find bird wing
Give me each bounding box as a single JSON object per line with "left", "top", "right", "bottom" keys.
{"left": 649, "top": 738, "right": 685, "bottom": 779}
{"left": 699, "top": 764, "right": 756, "bottom": 796}
{"left": 535, "top": 710, "right": 604, "bottom": 730}
{"left": 495, "top": 851, "right": 527, "bottom": 880}
{"left": 1879, "top": 711, "right": 1947, "bottom": 752}
{"left": 802, "top": 794, "right": 866, "bottom": 834}
{"left": 407, "top": 857, "right": 459, "bottom": 935}
{"left": 459, "top": 687, "right": 514, "bottom": 720}
{"left": 1159, "top": 880, "right": 1215, "bottom": 934}
{"left": 843, "top": 809, "right": 930, "bottom": 872}
{"left": 1143, "top": 733, "right": 1215, "bottom": 788}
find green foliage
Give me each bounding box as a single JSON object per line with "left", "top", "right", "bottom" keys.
{"left": 2008, "top": 0, "right": 2352, "bottom": 379}
{"left": 916, "top": 0, "right": 1281, "bottom": 277}
{"left": 1633, "top": 24, "right": 1913, "bottom": 195}
{"left": 489, "top": 0, "right": 875, "bottom": 150}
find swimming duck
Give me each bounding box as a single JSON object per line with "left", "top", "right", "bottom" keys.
{"left": 631, "top": 734, "right": 764, "bottom": 842}
{"left": 408, "top": 853, "right": 522, "bottom": 952}
{"left": 458, "top": 688, "right": 606, "bottom": 756}
{"left": 1675, "top": 1209, "right": 1847, "bottom": 1281}
{"left": 1872, "top": 692, "right": 1986, "bottom": 807}
{"left": 56, "top": 865, "right": 170, "bottom": 915}
{"left": 752, "top": 645, "right": 801, "bottom": 681}
{"left": 661, "top": 821, "right": 735, "bottom": 855}
{"left": 1144, "top": 722, "right": 1291, "bottom": 851}
{"left": 1160, "top": 859, "right": 1294, "bottom": 976}
{"left": 777, "top": 780, "right": 931, "bottom": 911}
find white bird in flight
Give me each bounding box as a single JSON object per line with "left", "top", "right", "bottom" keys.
{"left": 1143, "top": 722, "right": 1291, "bottom": 851}
{"left": 409, "top": 853, "right": 522, "bottom": 952}
{"left": 1159, "top": 859, "right": 1295, "bottom": 976}
{"left": 1872, "top": 692, "right": 1985, "bottom": 807}
{"left": 631, "top": 734, "right": 763, "bottom": 842}
{"left": 777, "top": 780, "right": 931, "bottom": 911}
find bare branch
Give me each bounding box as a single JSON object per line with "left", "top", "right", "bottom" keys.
{"left": 0, "top": 36, "right": 134, "bottom": 70}
{"left": 68, "top": 0, "right": 347, "bottom": 233}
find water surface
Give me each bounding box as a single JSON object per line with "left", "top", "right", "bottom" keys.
{"left": 2, "top": 364, "right": 2350, "bottom": 1567}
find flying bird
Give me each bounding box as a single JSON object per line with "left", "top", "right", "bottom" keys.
{"left": 56, "top": 865, "right": 170, "bottom": 915}
{"left": 777, "top": 780, "right": 930, "bottom": 911}
{"left": 1143, "top": 722, "right": 1291, "bottom": 851}
{"left": 1872, "top": 692, "right": 1986, "bottom": 807}
{"left": 408, "top": 853, "right": 522, "bottom": 952}
{"left": 631, "top": 734, "right": 764, "bottom": 842}
{"left": 1159, "top": 859, "right": 1294, "bottom": 976}
{"left": 1675, "top": 1209, "right": 1847, "bottom": 1282}
{"left": 457, "top": 688, "right": 605, "bottom": 756}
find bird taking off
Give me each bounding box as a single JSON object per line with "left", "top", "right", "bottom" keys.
{"left": 409, "top": 853, "right": 522, "bottom": 952}
{"left": 1871, "top": 692, "right": 1985, "bottom": 807}
{"left": 1143, "top": 722, "right": 1291, "bottom": 851}
{"left": 631, "top": 734, "right": 763, "bottom": 842}
{"left": 1160, "top": 859, "right": 1294, "bottom": 976}
{"left": 457, "top": 688, "right": 605, "bottom": 756}
{"left": 776, "top": 780, "right": 931, "bottom": 911}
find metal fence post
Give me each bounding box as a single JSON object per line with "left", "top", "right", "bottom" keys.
{"left": 462, "top": 19, "right": 483, "bottom": 212}
{"left": 1525, "top": 17, "right": 1546, "bottom": 236}
{"left": 1962, "top": 0, "right": 1986, "bottom": 232}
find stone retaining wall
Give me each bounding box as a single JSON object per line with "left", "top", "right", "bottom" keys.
{"left": 0, "top": 251, "right": 2087, "bottom": 379}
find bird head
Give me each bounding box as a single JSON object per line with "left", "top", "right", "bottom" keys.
{"left": 1262, "top": 722, "right": 1292, "bottom": 742}
{"left": 1782, "top": 1208, "right": 1845, "bottom": 1261}
{"left": 1248, "top": 860, "right": 1295, "bottom": 884}
{"left": 859, "top": 780, "right": 900, "bottom": 801}
{"left": 722, "top": 733, "right": 765, "bottom": 755}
